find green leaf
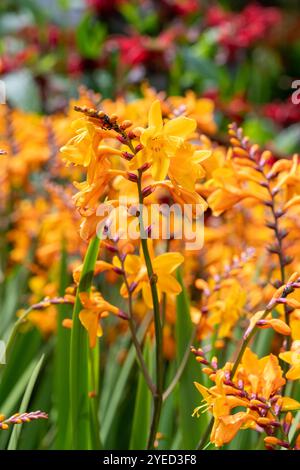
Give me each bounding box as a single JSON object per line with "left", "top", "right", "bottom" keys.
{"left": 0, "top": 265, "right": 28, "bottom": 337}
{"left": 129, "top": 336, "right": 153, "bottom": 450}
{"left": 0, "top": 359, "right": 37, "bottom": 416}
{"left": 101, "top": 314, "right": 151, "bottom": 444}
{"left": 254, "top": 327, "right": 274, "bottom": 357}
{"left": 120, "top": 3, "right": 158, "bottom": 34}
{"left": 54, "top": 247, "right": 71, "bottom": 449}
{"left": 69, "top": 236, "right": 100, "bottom": 450}
{"left": 175, "top": 269, "right": 208, "bottom": 449}
{"left": 273, "top": 124, "right": 300, "bottom": 154}
{"left": 76, "top": 14, "right": 106, "bottom": 60}
{"left": 89, "top": 344, "right": 102, "bottom": 450}
{"left": 7, "top": 354, "right": 44, "bottom": 450}
{"left": 243, "top": 118, "right": 276, "bottom": 146}
{"left": 158, "top": 363, "right": 176, "bottom": 450}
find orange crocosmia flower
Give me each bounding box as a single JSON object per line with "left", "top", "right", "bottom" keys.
{"left": 168, "top": 142, "right": 211, "bottom": 191}
{"left": 138, "top": 100, "right": 197, "bottom": 181}
{"left": 79, "top": 291, "right": 122, "bottom": 348}
{"left": 156, "top": 180, "right": 208, "bottom": 215}
{"left": 73, "top": 260, "right": 115, "bottom": 285}
{"left": 27, "top": 305, "right": 57, "bottom": 337}
{"left": 206, "top": 279, "right": 246, "bottom": 338}
{"left": 193, "top": 349, "right": 299, "bottom": 447}
{"left": 207, "top": 164, "right": 270, "bottom": 216}
{"left": 273, "top": 154, "right": 299, "bottom": 194}
{"left": 193, "top": 376, "right": 252, "bottom": 447}
{"left": 185, "top": 92, "right": 217, "bottom": 135}
{"left": 280, "top": 396, "right": 300, "bottom": 411}
{"left": 60, "top": 118, "right": 101, "bottom": 167}
{"left": 116, "top": 244, "right": 184, "bottom": 308}
{"left": 169, "top": 91, "right": 217, "bottom": 135}
{"left": 238, "top": 348, "right": 285, "bottom": 399}
{"left": 280, "top": 346, "right": 300, "bottom": 381}
{"left": 78, "top": 199, "right": 123, "bottom": 241}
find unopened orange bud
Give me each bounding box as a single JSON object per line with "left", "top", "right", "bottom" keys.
{"left": 268, "top": 319, "right": 291, "bottom": 335}
{"left": 250, "top": 399, "right": 264, "bottom": 407}
{"left": 110, "top": 114, "right": 118, "bottom": 122}
{"left": 229, "top": 138, "right": 241, "bottom": 146}
{"left": 285, "top": 298, "right": 300, "bottom": 309}
{"left": 234, "top": 157, "right": 256, "bottom": 167}
{"left": 1, "top": 423, "right": 8, "bottom": 430}
{"left": 268, "top": 159, "right": 292, "bottom": 177}
{"left": 261, "top": 150, "right": 272, "bottom": 161}
{"left": 264, "top": 436, "right": 281, "bottom": 446}
{"left": 62, "top": 319, "right": 73, "bottom": 329}
{"left": 285, "top": 412, "right": 293, "bottom": 425}
{"left": 233, "top": 147, "right": 249, "bottom": 158}
{"left": 132, "top": 127, "right": 143, "bottom": 137}
{"left": 120, "top": 120, "right": 132, "bottom": 130}
{"left": 202, "top": 367, "right": 214, "bottom": 376}
{"left": 257, "top": 417, "right": 273, "bottom": 426}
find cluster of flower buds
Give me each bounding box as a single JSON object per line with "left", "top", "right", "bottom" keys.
{"left": 267, "top": 272, "right": 300, "bottom": 311}
{"left": 0, "top": 411, "right": 48, "bottom": 430}
{"left": 30, "top": 296, "right": 74, "bottom": 312}
{"left": 243, "top": 273, "right": 300, "bottom": 340}
{"left": 228, "top": 123, "right": 259, "bottom": 163}
{"left": 191, "top": 346, "right": 218, "bottom": 380}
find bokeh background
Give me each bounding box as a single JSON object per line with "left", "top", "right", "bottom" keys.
{"left": 1, "top": 0, "right": 300, "bottom": 153}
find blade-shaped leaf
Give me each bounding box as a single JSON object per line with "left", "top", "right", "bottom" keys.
{"left": 7, "top": 354, "right": 45, "bottom": 450}
{"left": 175, "top": 269, "right": 208, "bottom": 449}
{"left": 129, "top": 336, "right": 153, "bottom": 450}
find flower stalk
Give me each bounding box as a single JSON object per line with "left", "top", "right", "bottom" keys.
{"left": 137, "top": 169, "right": 164, "bottom": 450}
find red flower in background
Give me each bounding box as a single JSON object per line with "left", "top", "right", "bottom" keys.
{"left": 263, "top": 100, "right": 300, "bottom": 127}
{"left": 163, "top": 0, "right": 200, "bottom": 17}
{"left": 109, "top": 29, "right": 177, "bottom": 67}
{"left": 206, "top": 3, "right": 281, "bottom": 57}
{"left": 86, "top": 0, "right": 124, "bottom": 13}
{"left": 0, "top": 47, "right": 38, "bottom": 74}
{"left": 206, "top": 5, "right": 230, "bottom": 26}
{"left": 67, "top": 52, "right": 84, "bottom": 77}
{"left": 111, "top": 35, "right": 150, "bottom": 66}
{"left": 47, "top": 24, "right": 60, "bottom": 49}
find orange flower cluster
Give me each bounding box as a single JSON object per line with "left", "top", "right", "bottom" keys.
{"left": 3, "top": 86, "right": 300, "bottom": 450}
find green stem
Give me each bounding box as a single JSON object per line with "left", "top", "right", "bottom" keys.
{"left": 70, "top": 236, "right": 100, "bottom": 449}
{"left": 137, "top": 170, "right": 163, "bottom": 450}
{"left": 55, "top": 246, "right": 71, "bottom": 449}
{"left": 196, "top": 418, "right": 214, "bottom": 450}
{"left": 89, "top": 346, "right": 102, "bottom": 449}
{"left": 163, "top": 327, "right": 197, "bottom": 401}
{"left": 121, "top": 259, "right": 156, "bottom": 396}
{"left": 5, "top": 307, "right": 33, "bottom": 358}
{"left": 231, "top": 310, "right": 270, "bottom": 378}
{"left": 232, "top": 280, "right": 295, "bottom": 378}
